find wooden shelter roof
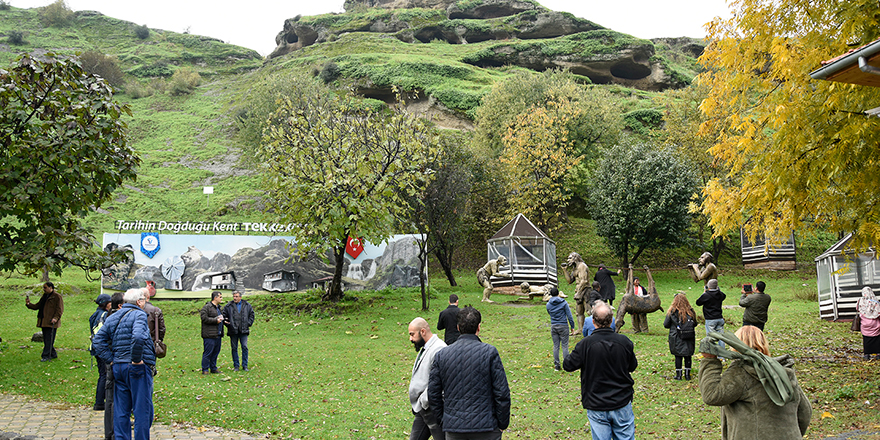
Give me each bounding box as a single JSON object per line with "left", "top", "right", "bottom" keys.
{"left": 810, "top": 38, "right": 880, "bottom": 87}
{"left": 489, "top": 213, "right": 553, "bottom": 242}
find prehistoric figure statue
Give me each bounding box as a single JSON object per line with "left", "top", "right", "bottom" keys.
{"left": 562, "top": 252, "right": 591, "bottom": 334}
{"left": 477, "top": 255, "right": 511, "bottom": 303}
{"left": 615, "top": 265, "right": 664, "bottom": 333}
{"left": 520, "top": 282, "right": 566, "bottom": 301}
{"left": 688, "top": 252, "right": 718, "bottom": 287}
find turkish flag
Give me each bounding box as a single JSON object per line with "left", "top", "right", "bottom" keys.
{"left": 346, "top": 237, "right": 364, "bottom": 259}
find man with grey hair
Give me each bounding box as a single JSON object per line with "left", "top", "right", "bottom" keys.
{"left": 564, "top": 302, "right": 637, "bottom": 440}
{"left": 408, "top": 317, "right": 447, "bottom": 440}
{"left": 223, "top": 290, "right": 255, "bottom": 371}
{"left": 93, "top": 288, "right": 155, "bottom": 440}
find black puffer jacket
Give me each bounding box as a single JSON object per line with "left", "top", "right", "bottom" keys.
{"left": 428, "top": 334, "right": 511, "bottom": 433}
{"left": 222, "top": 300, "right": 255, "bottom": 336}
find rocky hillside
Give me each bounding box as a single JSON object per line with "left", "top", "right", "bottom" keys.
{"left": 269, "top": 0, "right": 704, "bottom": 95}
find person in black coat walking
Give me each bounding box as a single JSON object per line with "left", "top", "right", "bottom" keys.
{"left": 428, "top": 306, "right": 510, "bottom": 439}
{"left": 594, "top": 264, "right": 621, "bottom": 306}
{"left": 437, "top": 294, "right": 460, "bottom": 344}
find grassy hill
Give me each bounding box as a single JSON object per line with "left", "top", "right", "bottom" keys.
{"left": 0, "top": 3, "right": 833, "bottom": 272}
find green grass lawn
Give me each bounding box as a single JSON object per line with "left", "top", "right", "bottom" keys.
{"left": 0, "top": 267, "right": 878, "bottom": 439}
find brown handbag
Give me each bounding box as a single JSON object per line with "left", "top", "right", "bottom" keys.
{"left": 153, "top": 316, "right": 167, "bottom": 358}
{"left": 851, "top": 314, "right": 862, "bottom": 332}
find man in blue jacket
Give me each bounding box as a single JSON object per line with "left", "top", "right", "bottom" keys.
{"left": 93, "top": 288, "right": 155, "bottom": 440}
{"left": 428, "top": 306, "right": 511, "bottom": 439}
{"left": 545, "top": 287, "right": 575, "bottom": 371}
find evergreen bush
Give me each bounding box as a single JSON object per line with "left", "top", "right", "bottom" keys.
{"left": 0, "top": 1, "right": 11, "bottom": 11}
{"left": 7, "top": 30, "right": 24, "bottom": 45}
{"left": 319, "top": 61, "right": 341, "bottom": 83}
{"left": 134, "top": 24, "right": 150, "bottom": 40}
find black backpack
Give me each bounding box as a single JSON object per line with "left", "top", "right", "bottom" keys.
{"left": 677, "top": 314, "right": 696, "bottom": 340}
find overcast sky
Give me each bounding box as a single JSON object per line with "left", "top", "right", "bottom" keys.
{"left": 11, "top": 0, "right": 732, "bottom": 56}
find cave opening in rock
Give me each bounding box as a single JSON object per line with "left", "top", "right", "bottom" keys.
{"left": 609, "top": 60, "right": 651, "bottom": 80}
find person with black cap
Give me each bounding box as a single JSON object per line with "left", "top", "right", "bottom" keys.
{"left": 89, "top": 293, "right": 112, "bottom": 411}
{"left": 696, "top": 279, "right": 727, "bottom": 346}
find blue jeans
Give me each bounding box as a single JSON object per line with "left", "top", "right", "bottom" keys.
{"left": 202, "top": 337, "right": 222, "bottom": 372}
{"left": 587, "top": 402, "right": 635, "bottom": 440}
{"left": 112, "top": 363, "right": 153, "bottom": 440}
{"left": 705, "top": 318, "right": 726, "bottom": 348}
{"left": 94, "top": 357, "right": 107, "bottom": 409}
{"left": 230, "top": 334, "right": 249, "bottom": 369}
{"left": 551, "top": 325, "right": 569, "bottom": 369}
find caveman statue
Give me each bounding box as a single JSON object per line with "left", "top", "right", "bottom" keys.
{"left": 615, "top": 265, "right": 664, "bottom": 333}
{"left": 520, "top": 282, "right": 567, "bottom": 301}
{"left": 688, "top": 252, "right": 718, "bottom": 287}
{"left": 478, "top": 255, "right": 511, "bottom": 303}
{"left": 562, "top": 252, "right": 591, "bottom": 334}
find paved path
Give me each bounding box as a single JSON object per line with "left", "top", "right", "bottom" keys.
{"left": 0, "top": 394, "right": 263, "bottom": 440}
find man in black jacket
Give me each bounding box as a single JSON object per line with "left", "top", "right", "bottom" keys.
{"left": 428, "top": 306, "right": 511, "bottom": 439}
{"left": 200, "top": 291, "right": 225, "bottom": 374}
{"left": 437, "top": 294, "right": 460, "bottom": 344}
{"left": 223, "top": 291, "right": 255, "bottom": 371}
{"left": 564, "top": 302, "right": 637, "bottom": 440}
{"left": 696, "top": 278, "right": 726, "bottom": 345}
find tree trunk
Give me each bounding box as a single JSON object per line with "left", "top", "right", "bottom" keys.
{"left": 417, "top": 234, "right": 429, "bottom": 311}
{"left": 323, "top": 245, "right": 346, "bottom": 302}
{"left": 712, "top": 237, "right": 726, "bottom": 267}
{"left": 432, "top": 247, "right": 458, "bottom": 287}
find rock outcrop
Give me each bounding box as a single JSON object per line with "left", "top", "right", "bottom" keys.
{"left": 267, "top": 0, "right": 689, "bottom": 92}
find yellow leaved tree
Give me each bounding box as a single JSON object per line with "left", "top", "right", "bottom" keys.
{"left": 499, "top": 99, "right": 582, "bottom": 231}
{"left": 699, "top": 0, "right": 880, "bottom": 248}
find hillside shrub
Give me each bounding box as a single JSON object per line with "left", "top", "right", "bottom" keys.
{"left": 169, "top": 67, "right": 201, "bottom": 95}
{"left": 0, "top": 1, "right": 10, "bottom": 11}
{"left": 39, "top": 0, "right": 74, "bottom": 27}
{"left": 623, "top": 108, "right": 664, "bottom": 137}
{"left": 7, "top": 31, "right": 24, "bottom": 45}
{"left": 124, "top": 81, "right": 154, "bottom": 99}
{"left": 78, "top": 51, "right": 125, "bottom": 87}
{"left": 149, "top": 78, "right": 167, "bottom": 94}
{"left": 319, "top": 61, "right": 341, "bottom": 83}
{"left": 134, "top": 24, "right": 150, "bottom": 40}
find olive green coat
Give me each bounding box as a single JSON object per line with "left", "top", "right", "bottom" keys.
{"left": 700, "top": 355, "right": 811, "bottom": 440}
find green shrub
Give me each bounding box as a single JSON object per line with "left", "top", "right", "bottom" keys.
{"left": 319, "top": 61, "right": 341, "bottom": 83}
{"left": 124, "top": 81, "right": 154, "bottom": 99}
{"left": 134, "top": 24, "right": 149, "bottom": 40}
{"left": 7, "top": 30, "right": 24, "bottom": 45}
{"left": 149, "top": 77, "right": 167, "bottom": 94}
{"left": 169, "top": 67, "right": 201, "bottom": 95}
{"left": 0, "top": 1, "right": 11, "bottom": 11}
{"left": 623, "top": 108, "right": 664, "bottom": 136}
{"left": 39, "top": 0, "right": 74, "bottom": 27}
{"left": 78, "top": 51, "right": 125, "bottom": 87}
